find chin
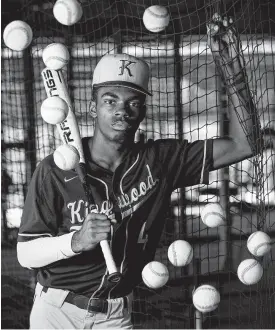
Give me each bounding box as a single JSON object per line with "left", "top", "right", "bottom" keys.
{"left": 112, "top": 131, "right": 135, "bottom": 144}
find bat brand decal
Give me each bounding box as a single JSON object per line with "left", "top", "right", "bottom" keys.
{"left": 60, "top": 121, "right": 74, "bottom": 143}
{"left": 42, "top": 70, "right": 58, "bottom": 96}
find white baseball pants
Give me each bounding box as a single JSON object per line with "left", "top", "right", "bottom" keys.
{"left": 30, "top": 282, "right": 133, "bottom": 329}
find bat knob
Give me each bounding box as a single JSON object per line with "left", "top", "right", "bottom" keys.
{"left": 107, "top": 272, "right": 123, "bottom": 283}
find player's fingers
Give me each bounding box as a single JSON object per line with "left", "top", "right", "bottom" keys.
{"left": 86, "top": 213, "right": 108, "bottom": 221}
{"left": 90, "top": 219, "right": 111, "bottom": 227}
{"left": 96, "top": 233, "right": 109, "bottom": 241}
{"left": 222, "top": 16, "right": 229, "bottom": 27}
{"left": 93, "top": 226, "right": 111, "bottom": 233}
{"left": 207, "top": 23, "right": 219, "bottom": 37}
{"left": 212, "top": 12, "right": 222, "bottom": 23}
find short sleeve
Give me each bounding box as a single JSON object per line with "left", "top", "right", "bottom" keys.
{"left": 18, "top": 157, "right": 62, "bottom": 243}
{"left": 153, "top": 138, "right": 213, "bottom": 189}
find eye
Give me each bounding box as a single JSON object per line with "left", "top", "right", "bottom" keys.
{"left": 104, "top": 98, "right": 116, "bottom": 105}
{"left": 129, "top": 101, "right": 142, "bottom": 108}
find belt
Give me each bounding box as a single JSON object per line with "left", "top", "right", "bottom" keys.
{"left": 42, "top": 287, "right": 128, "bottom": 314}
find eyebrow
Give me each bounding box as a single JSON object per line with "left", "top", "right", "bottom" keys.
{"left": 101, "top": 92, "right": 119, "bottom": 99}
{"left": 101, "top": 92, "right": 143, "bottom": 102}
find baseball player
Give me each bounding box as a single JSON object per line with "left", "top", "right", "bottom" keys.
{"left": 17, "top": 16, "right": 261, "bottom": 329}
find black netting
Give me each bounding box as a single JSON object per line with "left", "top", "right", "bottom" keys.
{"left": 1, "top": 0, "right": 274, "bottom": 329}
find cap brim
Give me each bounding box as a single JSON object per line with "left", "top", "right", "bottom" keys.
{"left": 93, "top": 81, "right": 152, "bottom": 96}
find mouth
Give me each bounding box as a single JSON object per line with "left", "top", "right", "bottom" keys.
{"left": 111, "top": 121, "right": 132, "bottom": 131}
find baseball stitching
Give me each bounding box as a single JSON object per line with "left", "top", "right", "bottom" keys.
{"left": 240, "top": 260, "right": 258, "bottom": 284}
{"left": 193, "top": 287, "right": 219, "bottom": 310}
{"left": 147, "top": 8, "right": 169, "bottom": 19}
{"left": 44, "top": 43, "right": 63, "bottom": 52}
{"left": 149, "top": 263, "right": 168, "bottom": 277}
{"left": 247, "top": 232, "right": 257, "bottom": 244}
{"left": 254, "top": 242, "right": 270, "bottom": 256}
{"left": 45, "top": 56, "right": 68, "bottom": 64}
{"left": 56, "top": 1, "right": 72, "bottom": 25}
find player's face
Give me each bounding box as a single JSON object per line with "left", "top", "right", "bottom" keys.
{"left": 95, "top": 86, "right": 146, "bottom": 143}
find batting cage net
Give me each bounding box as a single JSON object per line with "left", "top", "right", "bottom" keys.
{"left": 1, "top": 0, "right": 275, "bottom": 329}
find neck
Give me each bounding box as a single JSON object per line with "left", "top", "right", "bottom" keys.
{"left": 89, "top": 131, "right": 134, "bottom": 172}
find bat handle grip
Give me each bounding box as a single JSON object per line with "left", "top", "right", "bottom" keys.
{"left": 99, "top": 240, "right": 122, "bottom": 283}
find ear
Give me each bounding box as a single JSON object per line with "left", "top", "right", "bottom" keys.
{"left": 89, "top": 100, "right": 97, "bottom": 118}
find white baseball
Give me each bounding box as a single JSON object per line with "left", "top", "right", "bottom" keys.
{"left": 247, "top": 231, "right": 271, "bottom": 257}
{"left": 41, "top": 96, "right": 69, "bottom": 125}
{"left": 143, "top": 5, "right": 170, "bottom": 33}
{"left": 142, "top": 261, "right": 169, "bottom": 289}
{"left": 3, "top": 20, "right": 33, "bottom": 51}
{"left": 42, "top": 43, "right": 70, "bottom": 70}
{"left": 192, "top": 284, "right": 220, "bottom": 313}
{"left": 53, "top": 144, "right": 80, "bottom": 171}
{"left": 200, "top": 203, "right": 226, "bottom": 228}
{"left": 168, "top": 240, "right": 193, "bottom": 267}
{"left": 237, "top": 259, "right": 263, "bottom": 285}
{"left": 53, "top": 0, "right": 83, "bottom": 26}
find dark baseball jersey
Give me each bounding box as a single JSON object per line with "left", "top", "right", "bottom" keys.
{"left": 18, "top": 137, "right": 213, "bottom": 298}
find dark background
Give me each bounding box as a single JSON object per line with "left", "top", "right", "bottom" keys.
{"left": 2, "top": 0, "right": 275, "bottom": 329}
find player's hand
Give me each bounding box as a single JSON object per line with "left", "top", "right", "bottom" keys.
{"left": 71, "top": 213, "right": 112, "bottom": 253}
{"left": 207, "top": 13, "right": 241, "bottom": 65}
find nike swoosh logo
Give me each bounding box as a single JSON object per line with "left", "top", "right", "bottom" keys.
{"left": 64, "top": 176, "right": 78, "bottom": 182}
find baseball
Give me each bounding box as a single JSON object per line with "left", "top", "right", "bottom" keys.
{"left": 143, "top": 5, "right": 170, "bottom": 33}
{"left": 247, "top": 231, "right": 271, "bottom": 257}
{"left": 53, "top": 0, "right": 83, "bottom": 26}
{"left": 192, "top": 284, "right": 220, "bottom": 313}
{"left": 237, "top": 259, "right": 263, "bottom": 285}
{"left": 142, "top": 261, "right": 169, "bottom": 289}
{"left": 3, "top": 20, "right": 33, "bottom": 51}
{"left": 53, "top": 144, "right": 80, "bottom": 171}
{"left": 42, "top": 43, "right": 70, "bottom": 70}
{"left": 200, "top": 203, "right": 226, "bottom": 228}
{"left": 168, "top": 240, "right": 193, "bottom": 267}
{"left": 41, "top": 96, "right": 69, "bottom": 125}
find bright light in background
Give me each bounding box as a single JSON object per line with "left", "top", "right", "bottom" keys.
{"left": 6, "top": 208, "right": 23, "bottom": 228}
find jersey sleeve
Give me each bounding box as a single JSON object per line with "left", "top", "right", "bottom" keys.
{"left": 153, "top": 138, "right": 213, "bottom": 189}
{"left": 18, "top": 157, "right": 63, "bottom": 243}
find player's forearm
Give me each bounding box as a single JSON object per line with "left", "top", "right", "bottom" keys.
{"left": 218, "top": 62, "right": 261, "bottom": 154}
{"left": 17, "top": 232, "right": 80, "bottom": 268}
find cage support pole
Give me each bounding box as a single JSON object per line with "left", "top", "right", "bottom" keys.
{"left": 174, "top": 21, "right": 187, "bottom": 242}
{"left": 23, "top": 48, "right": 37, "bottom": 194}
{"left": 217, "top": 75, "right": 232, "bottom": 272}
{"left": 194, "top": 258, "right": 203, "bottom": 329}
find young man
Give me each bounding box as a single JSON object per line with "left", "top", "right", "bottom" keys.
{"left": 17, "top": 16, "right": 260, "bottom": 329}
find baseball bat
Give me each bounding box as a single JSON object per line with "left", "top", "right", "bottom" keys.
{"left": 41, "top": 68, "right": 122, "bottom": 283}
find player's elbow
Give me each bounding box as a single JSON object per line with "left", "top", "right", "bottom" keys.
{"left": 239, "top": 136, "right": 263, "bottom": 158}
{"left": 17, "top": 242, "right": 34, "bottom": 269}
{"left": 238, "top": 141, "right": 254, "bottom": 158}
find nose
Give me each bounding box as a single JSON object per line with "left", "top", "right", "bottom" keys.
{"left": 114, "top": 102, "right": 130, "bottom": 118}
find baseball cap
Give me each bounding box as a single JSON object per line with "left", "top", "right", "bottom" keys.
{"left": 92, "top": 53, "right": 152, "bottom": 96}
